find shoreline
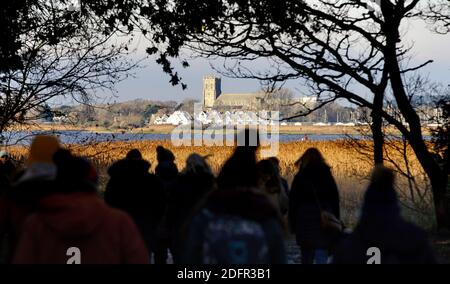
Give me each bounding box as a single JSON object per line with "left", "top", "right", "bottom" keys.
{"left": 7, "top": 123, "right": 431, "bottom": 136}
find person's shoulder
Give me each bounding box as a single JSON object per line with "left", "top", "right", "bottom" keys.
{"left": 110, "top": 158, "right": 151, "bottom": 175}
{"left": 132, "top": 159, "right": 151, "bottom": 171}
{"left": 260, "top": 216, "right": 284, "bottom": 231}
{"left": 144, "top": 172, "right": 163, "bottom": 187}
{"left": 398, "top": 219, "right": 430, "bottom": 243}
{"left": 179, "top": 172, "right": 214, "bottom": 188}
{"left": 4, "top": 160, "right": 16, "bottom": 170}
{"left": 107, "top": 159, "right": 127, "bottom": 175}
{"left": 188, "top": 208, "right": 212, "bottom": 229}
{"left": 10, "top": 178, "right": 55, "bottom": 200}
{"left": 292, "top": 167, "right": 314, "bottom": 182}
{"left": 311, "top": 163, "right": 332, "bottom": 176}
{"left": 102, "top": 205, "right": 140, "bottom": 229}
{"left": 290, "top": 169, "right": 311, "bottom": 189}
{"left": 103, "top": 203, "right": 129, "bottom": 217}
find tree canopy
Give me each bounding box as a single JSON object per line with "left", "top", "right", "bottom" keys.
{"left": 0, "top": 0, "right": 137, "bottom": 132}
{"left": 1, "top": 0, "right": 449, "bottom": 228}
{"left": 126, "top": 0, "right": 450, "bottom": 228}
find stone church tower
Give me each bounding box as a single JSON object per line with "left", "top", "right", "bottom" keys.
{"left": 203, "top": 75, "right": 221, "bottom": 109}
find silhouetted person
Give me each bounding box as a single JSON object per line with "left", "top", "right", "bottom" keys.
{"left": 155, "top": 146, "right": 178, "bottom": 183}
{"left": 333, "top": 166, "right": 436, "bottom": 264}
{"left": 166, "top": 154, "right": 215, "bottom": 263}
{"left": 0, "top": 151, "right": 16, "bottom": 263}
{"left": 104, "top": 149, "right": 165, "bottom": 263}
{"left": 126, "top": 148, "right": 142, "bottom": 159}
{"left": 267, "top": 156, "right": 290, "bottom": 196}
{"left": 257, "top": 159, "right": 288, "bottom": 216}
{"left": 0, "top": 151, "right": 17, "bottom": 190}
{"left": 13, "top": 150, "right": 149, "bottom": 264}
{"left": 154, "top": 145, "right": 179, "bottom": 263}
{"left": 0, "top": 135, "right": 60, "bottom": 263}
{"left": 216, "top": 143, "right": 259, "bottom": 190}
{"left": 288, "top": 148, "right": 341, "bottom": 264}
{"left": 182, "top": 129, "right": 287, "bottom": 264}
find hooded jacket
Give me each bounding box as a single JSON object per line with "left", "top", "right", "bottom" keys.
{"left": 333, "top": 171, "right": 436, "bottom": 264}
{"left": 288, "top": 163, "right": 340, "bottom": 249}
{"left": 13, "top": 192, "right": 149, "bottom": 264}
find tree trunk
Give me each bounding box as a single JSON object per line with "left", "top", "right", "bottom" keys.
{"left": 408, "top": 134, "right": 449, "bottom": 229}
{"left": 371, "top": 91, "right": 385, "bottom": 165}
{"left": 384, "top": 33, "right": 450, "bottom": 229}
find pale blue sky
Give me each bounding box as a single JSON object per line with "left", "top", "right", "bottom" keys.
{"left": 69, "top": 18, "right": 450, "bottom": 105}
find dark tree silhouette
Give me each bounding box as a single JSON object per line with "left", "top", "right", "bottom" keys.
{"left": 3, "top": 0, "right": 449, "bottom": 228}
{"left": 115, "top": 0, "right": 449, "bottom": 228}
{"left": 422, "top": 0, "right": 450, "bottom": 34}
{"left": 432, "top": 98, "right": 450, "bottom": 174}
{"left": 0, "top": 1, "right": 136, "bottom": 133}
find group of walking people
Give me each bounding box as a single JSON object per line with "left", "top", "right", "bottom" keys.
{"left": 0, "top": 133, "right": 436, "bottom": 264}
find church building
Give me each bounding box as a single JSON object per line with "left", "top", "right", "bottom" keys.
{"left": 202, "top": 75, "right": 264, "bottom": 110}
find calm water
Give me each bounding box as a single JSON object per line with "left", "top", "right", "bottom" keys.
{"left": 0, "top": 130, "right": 369, "bottom": 146}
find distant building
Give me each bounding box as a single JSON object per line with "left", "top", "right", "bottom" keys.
{"left": 202, "top": 75, "right": 317, "bottom": 111}
{"left": 203, "top": 75, "right": 221, "bottom": 108}
{"left": 291, "top": 96, "right": 318, "bottom": 107}
{"left": 202, "top": 75, "right": 264, "bottom": 110}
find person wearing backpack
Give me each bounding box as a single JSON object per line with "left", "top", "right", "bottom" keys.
{"left": 333, "top": 166, "right": 436, "bottom": 264}
{"left": 288, "top": 148, "right": 341, "bottom": 264}
{"left": 181, "top": 130, "right": 287, "bottom": 264}
{"left": 182, "top": 188, "right": 286, "bottom": 264}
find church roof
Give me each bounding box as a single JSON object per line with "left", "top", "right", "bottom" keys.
{"left": 215, "top": 92, "right": 263, "bottom": 103}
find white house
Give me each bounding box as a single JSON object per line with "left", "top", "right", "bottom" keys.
{"left": 166, "top": 111, "right": 192, "bottom": 125}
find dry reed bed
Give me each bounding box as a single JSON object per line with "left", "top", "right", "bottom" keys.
{"left": 7, "top": 140, "right": 433, "bottom": 227}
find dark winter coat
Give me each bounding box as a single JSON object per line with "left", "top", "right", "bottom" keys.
{"left": 155, "top": 161, "right": 178, "bottom": 186}
{"left": 167, "top": 171, "right": 215, "bottom": 241}
{"left": 0, "top": 165, "right": 57, "bottom": 262}
{"left": 333, "top": 183, "right": 436, "bottom": 264}
{"left": 182, "top": 187, "right": 287, "bottom": 264}
{"left": 0, "top": 160, "right": 16, "bottom": 193}
{"left": 333, "top": 220, "right": 436, "bottom": 264}
{"left": 104, "top": 158, "right": 165, "bottom": 253}
{"left": 288, "top": 164, "right": 340, "bottom": 250}
{"left": 281, "top": 177, "right": 289, "bottom": 196}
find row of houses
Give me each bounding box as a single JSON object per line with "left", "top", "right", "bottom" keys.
{"left": 151, "top": 110, "right": 279, "bottom": 126}
{"left": 150, "top": 110, "right": 363, "bottom": 126}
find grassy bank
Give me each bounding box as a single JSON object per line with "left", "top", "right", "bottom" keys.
{"left": 16, "top": 123, "right": 434, "bottom": 136}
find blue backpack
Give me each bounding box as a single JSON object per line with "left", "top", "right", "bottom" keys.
{"left": 201, "top": 210, "right": 270, "bottom": 264}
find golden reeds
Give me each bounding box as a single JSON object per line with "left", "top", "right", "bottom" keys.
{"left": 7, "top": 139, "right": 433, "bottom": 227}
